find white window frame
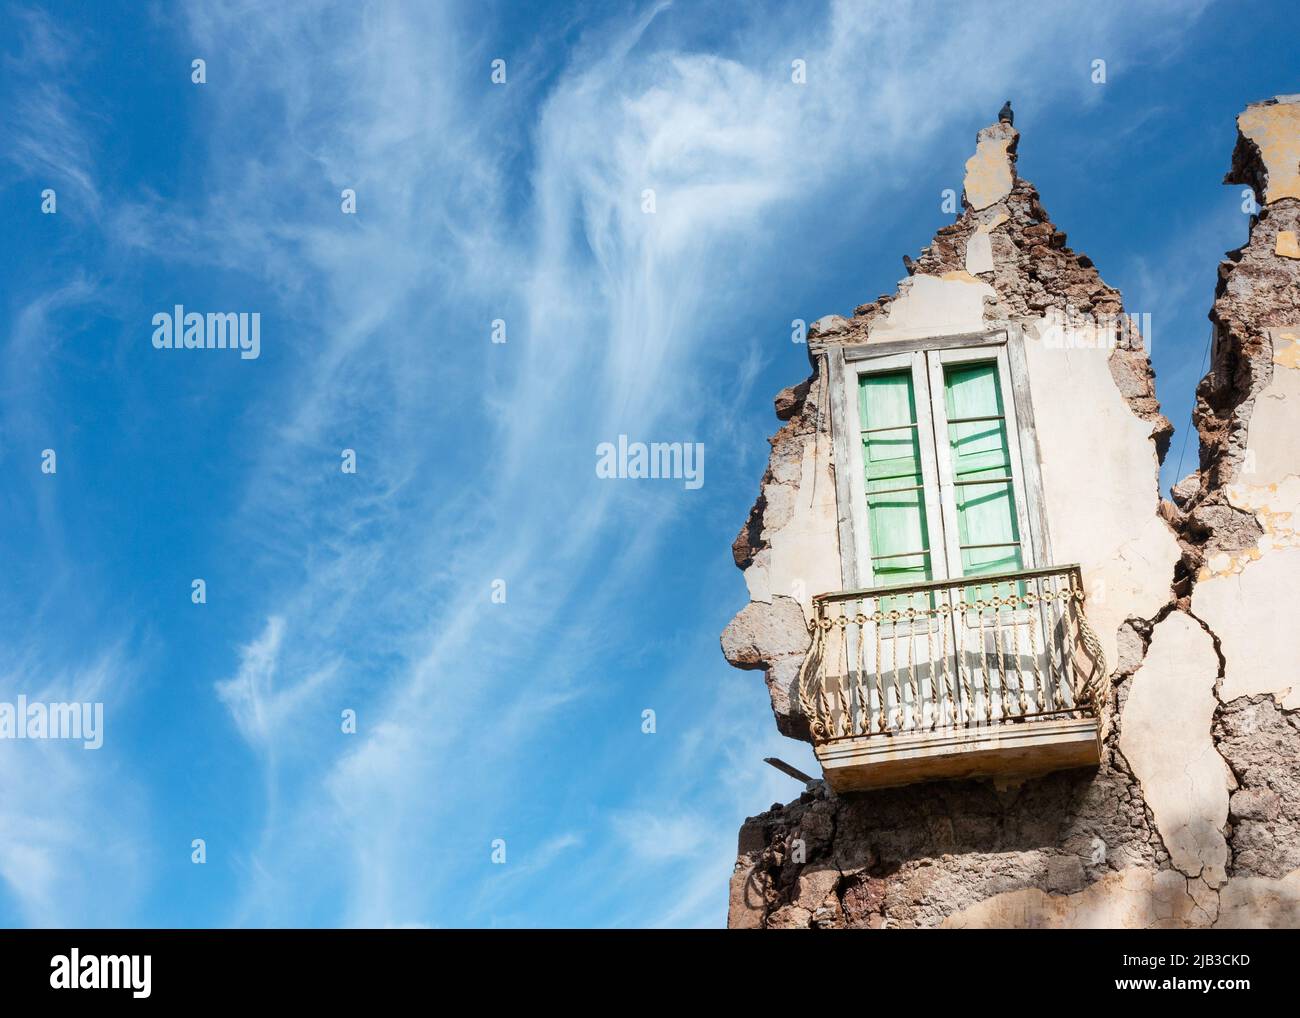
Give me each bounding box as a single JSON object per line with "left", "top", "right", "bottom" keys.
{"left": 841, "top": 350, "right": 947, "bottom": 590}
{"left": 927, "top": 344, "right": 1036, "bottom": 582}
{"left": 825, "top": 329, "right": 1051, "bottom": 593}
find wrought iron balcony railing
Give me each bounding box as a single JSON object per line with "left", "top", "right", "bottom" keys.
{"left": 796, "top": 564, "right": 1108, "bottom": 789}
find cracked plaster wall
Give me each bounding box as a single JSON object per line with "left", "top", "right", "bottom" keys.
{"left": 725, "top": 98, "right": 1300, "bottom": 928}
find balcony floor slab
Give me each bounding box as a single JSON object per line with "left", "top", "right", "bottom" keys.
{"left": 814, "top": 715, "right": 1101, "bottom": 792}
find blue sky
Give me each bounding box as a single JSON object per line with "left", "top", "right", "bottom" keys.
{"left": 0, "top": 0, "right": 1290, "bottom": 927}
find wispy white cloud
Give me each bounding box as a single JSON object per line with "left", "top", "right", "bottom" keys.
{"left": 0, "top": 12, "right": 152, "bottom": 927}
{"left": 612, "top": 809, "right": 708, "bottom": 862}
{"left": 216, "top": 616, "right": 339, "bottom": 753}
{"left": 2, "top": 276, "right": 103, "bottom": 462}
{"left": 473, "top": 831, "right": 584, "bottom": 915}
{"left": 2, "top": 6, "right": 103, "bottom": 216}
{"left": 0, "top": 649, "right": 147, "bottom": 927}
{"left": 92, "top": 0, "right": 1219, "bottom": 927}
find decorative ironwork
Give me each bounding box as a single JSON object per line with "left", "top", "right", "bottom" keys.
{"left": 796, "top": 564, "right": 1108, "bottom": 746}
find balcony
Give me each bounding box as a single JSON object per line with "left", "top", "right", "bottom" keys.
{"left": 797, "top": 564, "right": 1107, "bottom": 791}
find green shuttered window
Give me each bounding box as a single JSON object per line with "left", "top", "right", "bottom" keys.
{"left": 943, "top": 362, "right": 1023, "bottom": 578}
{"left": 856, "top": 352, "right": 1028, "bottom": 587}
{"left": 859, "top": 371, "right": 931, "bottom": 587}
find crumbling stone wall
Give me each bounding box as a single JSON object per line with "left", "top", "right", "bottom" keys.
{"left": 725, "top": 97, "right": 1300, "bottom": 929}
{"left": 722, "top": 369, "right": 831, "bottom": 742}
{"left": 728, "top": 759, "right": 1169, "bottom": 929}
{"left": 1170, "top": 99, "right": 1300, "bottom": 584}
{"left": 1217, "top": 695, "right": 1300, "bottom": 880}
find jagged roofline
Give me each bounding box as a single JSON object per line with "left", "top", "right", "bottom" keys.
{"left": 1172, "top": 96, "right": 1300, "bottom": 579}
{"left": 736, "top": 119, "right": 1170, "bottom": 567}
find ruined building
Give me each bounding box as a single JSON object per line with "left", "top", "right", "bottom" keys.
{"left": 723, "top": 96, "right": 1300, "bottom": 928}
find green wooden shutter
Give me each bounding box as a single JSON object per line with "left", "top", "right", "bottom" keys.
{"left": 943, "top": 362, "right": 1023, "bottom": 583}
{"left": 859, "top": 370, "right": 932, "bottom": 588}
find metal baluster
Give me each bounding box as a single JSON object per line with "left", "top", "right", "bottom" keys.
{"left": 994, "top": 587, "right": 1007, "bottom": 718}
{"left": 980, "top": 597, "right": 993, "bottom": 723}
{"left": 837, "top": 608, "right": 852, "bottom": 737}
{"left": 1010, "top": 585, "right": 1027, "bottom": 716}
{"left": 957, "top": 588, "right": 974, "bottom": 726}
{"left": 939, "top": 589, "right": 955, "bottom": 727}
{"left": 1052, "top": 573, "right": 1069, "bottom": 710}
{"left": 990, "top": 592, "right": 1004, "bottom": 721}
{"left": 1043, "top": 574, "right": 1061, "bottom": 710}
{"left": 925, "top": 593, "right": 937, "bottom": 730}
{"left": 815, "top": 660, "right": 832, "bottom": 740}
{"left": 1067, "top": 571, "right": 1084, "bottom": 714}
{"left": 874, "top": 601, "right": 886, "bottom": 733}
{"left": 906, "top": 604, "right": 920, "bottom": 731}
{"left": 797, "top": 608, "right": 827, "bottom": 742}
{"left": 1028, "top": 576, "right": 1044, "bottom": 714}
{"left": 828, "top": 607, "right": 839, "bottom": 736}
{"left": 890, "top": 609, "right": 903, "bottom": 731}
{"left": 1056, "top": 575, "right": 1071, "bottom": 712}
{"left": 854, "top": 599, "right": 868, "bottom": 737}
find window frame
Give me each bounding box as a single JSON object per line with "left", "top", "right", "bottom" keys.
{"left": 841, "top": 349, "right": 947, "bottom": 591}
{"left": 928, "top": 344, "right": 1036, "bottom": 584}
{"left": 825, "top": 328, "right": 1052, "bottom": 592}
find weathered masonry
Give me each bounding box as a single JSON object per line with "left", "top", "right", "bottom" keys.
{"left": 724, "top": 96, "right": 1300, "bottom": 928}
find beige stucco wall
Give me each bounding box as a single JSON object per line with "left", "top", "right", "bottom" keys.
{"left": 1239, "top": 95, "right": 1300, "bottom": 203}
{"left": 866, "top": 272, "right": 996, "bottom": 343}
{"left": 942, "top": 867, "right": 1214, "bottom": 929}
{"left": 963, "top": 123, "right": 1016, "bottom": 211}
{"left": 942, "top": 864, "right": 1300, "bottom": 929}
{"left": 742, "top": 430, "right": 842, "bottom": 618}
{"left": 1120, "top": 612, "right": 1231, "bottom": 886}
{"left": 1194, "top": 326, "right": 1300, "bottom": 706}
{"left": 1021, "top": 321, "right": 1180, "bottom": 669}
